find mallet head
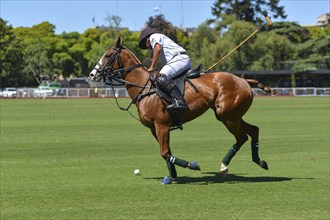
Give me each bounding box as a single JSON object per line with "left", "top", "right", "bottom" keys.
{"left": 262, "top": 12, "right": 273, "bottom": 26}
{"left": 265, "top": 16, "right": 273, "bottom": 26}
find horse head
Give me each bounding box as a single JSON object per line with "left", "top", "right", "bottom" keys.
{"left": 89, "top": 37, "right": 126, "bottom": 82}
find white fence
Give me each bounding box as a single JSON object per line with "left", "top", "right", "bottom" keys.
{"left": 8, "top": 87, "right": 330, "bottom": 98}
{"left": 253, "top": 87, "right": 330, "bottom": 96}
{"left": 14, "top": 88, "right": 129, "bottom": 98}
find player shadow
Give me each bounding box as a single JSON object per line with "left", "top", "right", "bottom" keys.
{"left": 146, "top": 172, "right": 297, "bottom": 185}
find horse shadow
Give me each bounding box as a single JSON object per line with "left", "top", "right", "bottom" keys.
{"left": 146, "top": 172, "right": 296, "bottom": 185}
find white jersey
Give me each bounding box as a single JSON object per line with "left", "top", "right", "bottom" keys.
{"left": 150, "top": 33, "right": 186, "bottom": 63}
{"left": 149, "top": 33, "right": 191, "bottom": 78}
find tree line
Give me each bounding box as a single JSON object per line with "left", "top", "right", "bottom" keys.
{"left": 1, "top": 0, "right": 329, "bottom": 88}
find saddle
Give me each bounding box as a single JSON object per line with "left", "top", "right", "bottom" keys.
{"left": 156, "top": 64, "right": 202, "bottom": 130}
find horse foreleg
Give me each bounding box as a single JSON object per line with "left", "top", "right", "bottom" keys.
{"left": 151, "top": 126, "right": 178, "bottom": 178}
{"left": 154, "top": 124, "right": 201, "bottom": 178}
{"left": 166, "top": 161, "right": 177, "bottom": 179}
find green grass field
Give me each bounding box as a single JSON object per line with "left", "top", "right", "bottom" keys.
{"left": 1, "top": 97, "right": 329, "bottom": 219}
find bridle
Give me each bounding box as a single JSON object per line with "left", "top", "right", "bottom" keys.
{"left": 96, "top": 46, "right": 143, "bottom": 87}
{"left": 95, "top": 46, "right": 156, "bottom": 117}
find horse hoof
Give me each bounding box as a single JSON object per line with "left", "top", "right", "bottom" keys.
{"left": 189, "top": 161, "right": 201, "bottom": 171}
{"left": 220, "top": 163, "right": 229, "bottom": 175}
{"left": 162, "top": 176, "right": 172, "bottom": 185}
{"left": 220, "top": 169, "right": 228, "bottom": 175}
{"left": 259, "top": 160, "right": 269, "bottom": 170}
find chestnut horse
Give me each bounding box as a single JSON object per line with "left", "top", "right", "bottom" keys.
{"left": 90, "top": 37, "right": 270, "bottom": 181}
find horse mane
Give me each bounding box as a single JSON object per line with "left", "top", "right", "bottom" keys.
{"left": 122, "top": 46, "right": 144, "bottom": 67}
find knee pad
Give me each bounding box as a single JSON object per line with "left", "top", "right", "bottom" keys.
{"left": 156, "top": 74, "right": 175, "bottom": 91}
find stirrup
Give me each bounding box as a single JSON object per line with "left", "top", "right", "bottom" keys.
{"left": 166, "top": 99, "right": 188, "bottom": 110}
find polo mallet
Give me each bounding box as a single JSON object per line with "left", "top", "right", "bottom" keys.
{"left": 203, "top": 14, "right": 272, "bottom": 73}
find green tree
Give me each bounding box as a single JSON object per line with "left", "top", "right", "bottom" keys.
{"left": 294, "top": 34, "right": 330, "bottom": 71}
{"left": 69, "top": 42, "right": 89, "bottom": 77}
{"left": 0, "top": 19, "right": 26, "bottom": 87}
{"left": 269, "top": 22, "right": 329, "bottom": 72}
{"left": 146, "top": 14, "right": 177, "bottom": 42}
{"left": 306, "top": 25, "right": 330, "bottom": 39}
{"left": 271, "top": 22, "right": 311, "bottom": 43}
{"left": 82, "top": 28, "right": 104, "bottom": 44}
{"left": 23, "top": 37, "right": 54, "bottom": 84}
{"left": 209, "top": 0, "right": 287, "bottom": 26}
{"left": 190, "top": 18, "right": 298, "bottom": 73}
{"left": 190, "top": 23, "right": 218, "bottom": 68}
{"left": 53, "top": 52, "right": 74, "bottom": 78}
{"left": 191, "top": 20, "right": 267, "bottom": 71}
{"left": 10, "top": 22, "right": 57, "bottom": 84}
{"left": 99, "top": 29, "right": 117, "bottom": 46}
{"left": 31, "top": 21, "right": 56, "bottom": 37}
{"left": 251, "top": 31, "right": 294, "bottom": 70}
{"left": 176, "top": 29, "right": 190, "bottom": 52}
{"left": 25, "top": 23, "right": 56, "bottom": 83}
{"left": 84, "top": 28, "right": 108, "bottom": 70}
{"left": 53, "top": 31, "right": 90, "bottom": 79}
{"left": 119, "top": 29, "right": 148, "bottom": 61}
{"left": 218, "top": 20, "right": 260, "bottom": 70}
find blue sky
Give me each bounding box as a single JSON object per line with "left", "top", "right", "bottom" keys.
{"left": 1, "top": 0, "right": 329, "bottom": 34}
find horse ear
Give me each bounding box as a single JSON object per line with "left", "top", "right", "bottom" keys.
{"left": 115, "top": 36, "right": 122, "bottom": 48}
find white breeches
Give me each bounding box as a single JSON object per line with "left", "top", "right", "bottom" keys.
{"left": 160, "top": 55, "right": 192, "bottom": 78}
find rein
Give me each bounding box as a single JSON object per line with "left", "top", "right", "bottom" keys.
{"left": 99, "top": 46, "right": 155, "bottom": 121}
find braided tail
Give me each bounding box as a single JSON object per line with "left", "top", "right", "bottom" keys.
{"left": 245, "top": 79, "right": 277, "bottom": 95}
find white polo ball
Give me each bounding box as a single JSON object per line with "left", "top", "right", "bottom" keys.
{"left": 133, "top": 169, "right": 140, "bottom": 175}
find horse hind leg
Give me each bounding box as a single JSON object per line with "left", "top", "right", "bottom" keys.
{"left": 220, "top": 119, "right": 249, "bottom": 174}
{"left": 241, "top": 120, "right": 268, "bottom": 170}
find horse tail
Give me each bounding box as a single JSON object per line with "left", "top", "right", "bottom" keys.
{"left": 245, "top": 79, "right": 277, "bottom": 95}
